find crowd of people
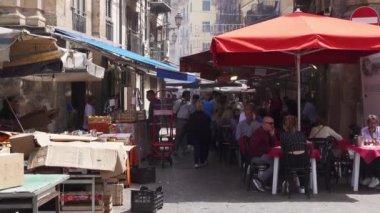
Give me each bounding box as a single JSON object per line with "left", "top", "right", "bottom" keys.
{"left": 145, "top": 89, "right": 380, "bottom": 192}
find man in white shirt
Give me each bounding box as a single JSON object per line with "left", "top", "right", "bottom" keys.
{"left": 173, "top": 91, "right": 192, "bottom": 156}
{"left": 82, "top": 95, "right": 96, "bottom": 130}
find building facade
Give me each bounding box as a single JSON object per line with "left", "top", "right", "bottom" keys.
{"left": 0, "top": 0, "right": 176, "bottom": 132}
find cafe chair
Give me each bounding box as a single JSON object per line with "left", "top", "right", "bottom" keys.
{"left": 282, "top": 141, "right": 311, "bottom": 199}
{"left": 217, "top": 125, "right": 238, "bottom": 163}
{"left": 239, "top": 136, "right": 251, "bottom": 184}
{"left": 309, "top": 137, "right": 335, "bottom": 192}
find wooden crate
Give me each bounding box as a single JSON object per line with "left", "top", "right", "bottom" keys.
{"left": 116, "top": 111, "right": 138, "bottom": 123}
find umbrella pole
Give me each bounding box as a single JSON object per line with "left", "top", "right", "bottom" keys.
{"left": 296, "top": 54, "right": 301, "bottom": 131}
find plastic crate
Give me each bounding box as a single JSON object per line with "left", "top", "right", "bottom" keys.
{"left": 131, "top": 167, "right": 156, "bottom": 184}
{"left": 131, "top": 187, "right": 163, "bottom": 213}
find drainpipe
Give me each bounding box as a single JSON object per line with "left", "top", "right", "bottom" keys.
{"left": 146, "top": 0, "right": 150, "bottom": 57}
{"left": 119, "top": 0, "right": 122, "bottom": 45}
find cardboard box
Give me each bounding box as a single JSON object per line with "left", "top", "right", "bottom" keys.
{"left": 26, "top": 132, "right": 128, "bottom": 178}
{"left": 0, "top": 153, "right": 24, "bottom": 190}
{"left": 9, "top": 133, "right": 36, "bottom": 160}
{"left": 105, "top": 183, "right": 124, "bottom": 206}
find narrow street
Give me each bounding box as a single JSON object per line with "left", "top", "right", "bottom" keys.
{"left": 115, "top": 151, "right": 380, "bottom": 213}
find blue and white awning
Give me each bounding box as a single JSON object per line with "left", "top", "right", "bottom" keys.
{"left": 52, "top": 27, "right": 178, "bottom": 72}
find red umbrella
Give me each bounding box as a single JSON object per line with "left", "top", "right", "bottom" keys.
{"left": 210, "top": 10, "right": 380, "bottom": 129}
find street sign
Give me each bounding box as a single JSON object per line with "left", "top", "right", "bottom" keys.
{"left": 350, "top": 6, "right": 379, "bottom": 25}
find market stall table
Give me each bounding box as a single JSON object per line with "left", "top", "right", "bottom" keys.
{"left": 0, "top": 174, "right": 69, "bottom": 213}
{"left": 268, "top": 146, "right": 320, "bottom": 195}
{"left": 347, "top": 144, "right": 380, "bottom": 191}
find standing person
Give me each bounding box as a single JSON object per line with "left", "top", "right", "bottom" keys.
{"left": 82, "top": 95, "right": 96, "bottom": 131}
{"left": 250, "top": 116, "right": 277, "bottom": 192}
{"left": 191, "top": 94, "right": 200, "bottom": 113}
{"left": 270, "top": 92, "right": 282, "bottom": 129}
{"left": 173, "top": 90, "right": 192, "bottom": 156}
{"left": 187, "top": 101, "right": 211, "bottom": 168}
{"left": 201, "top": 93, "right": 214, "bottom": 118}
{"left": 146, "top": 90, "right": 161, "bottom": 139}
{"left": 146, "top": 90, "right": 161, "bottom": 125}
{"left": 360, "top": 114, "right": 380, "bottom": 188}
{"left": 302, "top": 95, "right": 319, "bottom": 133}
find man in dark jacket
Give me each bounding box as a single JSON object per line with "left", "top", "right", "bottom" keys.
{"left": 146, "top": 90, "right": 161, "bottom": 140}
{"left": 250, "top": 116, "right": 277, "bottom": 192}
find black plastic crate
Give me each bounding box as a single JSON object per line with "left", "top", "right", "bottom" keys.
{"left": 131, "top": 167, "right": 156, "bottom": 184}
{"left": 131, "top": 186, "right": 163, "bottom": 213}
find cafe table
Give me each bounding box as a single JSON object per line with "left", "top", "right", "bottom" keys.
{"left": 347, "top": 143, "right": 380, "bottom": 191}
{"left": 0, "top": 174, "right": 69, "bottom": 213}
{"left": 268, "top": 146, "right": 320, "bottom": 195}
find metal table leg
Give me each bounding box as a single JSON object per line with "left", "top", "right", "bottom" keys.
{"left": 352, "top": 152, "right": 360, "bottom": 191}
{"left": 272, "top": 157, "right": 280, "bottom": 195}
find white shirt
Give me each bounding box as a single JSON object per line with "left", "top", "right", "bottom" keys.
{"left": 172, "top": 99, "right": 192, "bottom": 119}
{"left": 309, "top": 125, "right": 343, "bottom": 141}
{"left": 238, "top": 112, "right": 256, "bottom": 123}
{"left": 83, "top": 103, "right": 95, "bottom": 129}
{"left": 361, "top": 126, "right": 380, "bottom": 140}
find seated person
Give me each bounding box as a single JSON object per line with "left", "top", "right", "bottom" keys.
{"left": 235, "top": 104, "right": 261, "bottom": 141}
{"left": 309, "top": 118, "right": 343, "bottom": 141}
{"left": 280, "top": 115, "right": 309, "bottom": 193}
{"left": 309, "top": 118, "right": 343, "bottom": 157}
{"left": 360, "top": 114, "right": 380, "bottom": 188}
{"left": 249, "top": 116, "right": 277, "bottom": 192}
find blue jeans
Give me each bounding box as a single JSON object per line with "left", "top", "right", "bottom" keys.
{"left": 192, "top": 138, "right": 208, "bottom": 164}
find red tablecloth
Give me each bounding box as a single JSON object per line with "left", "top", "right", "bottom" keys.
{"left": 267, "top": 146, "right": 321, "bottom": 161}
{"left": 347, "top": 144, "right": 380, "bottom": 164}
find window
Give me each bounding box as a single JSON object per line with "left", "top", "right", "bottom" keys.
{"left": 105, "top": 0, "right": 113, "bottom": 40}
{"left": 202, "top": 21, "right": 210, "bottom": 32}
{"left": 202, "top": 0, "right": 210, "bottom": 11}
{"left": 106, "top": 0, "right": 112, "bottom": 18}
{"left": 73, "top": 0, "right": 85, "bottom": 14}
{"left": 202, "top": 42, "right": 210, "bottom": 51}
{"left": 72, "top": 0, "right": 86, "bottom": 33}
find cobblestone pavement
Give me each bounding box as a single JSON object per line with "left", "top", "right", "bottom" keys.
{"left": 115, "top": 151, "right": 380, "bottom": 213}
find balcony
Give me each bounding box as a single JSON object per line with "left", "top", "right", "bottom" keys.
{"left": 72, "top": 10, "right": 86, "bottom": 33}
{"left": 150, "top": 41, "right": 167, "bottom": 61}
{"left": 106, "top": 19, "right": 113, "bottom": 41}
{"left": 150, "top": 0, "right": 171, "bottom": 14}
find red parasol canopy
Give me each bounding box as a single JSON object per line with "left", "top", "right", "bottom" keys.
{"left": 210, "top": 10, "right": 380, "bottom": 129}
{"left": 211, "top": 11, "right": 380, "bottom": 66}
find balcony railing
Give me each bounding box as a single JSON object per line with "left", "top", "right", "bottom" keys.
{"left": 72, "top": 10, "right": 86, "bottom": 33}
{"left": 150, "top": 41, "right": 167, "bottom": 61}
{"left": 211, "top": 24, "right": 245, "bottom": 35}
{"left": 106, "top": 19, "right": 113, "bottom": 41}
{"left": 150, "top": 0, "right": 171, "bottom": 14}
